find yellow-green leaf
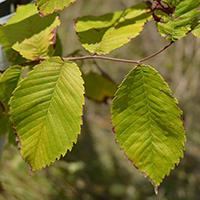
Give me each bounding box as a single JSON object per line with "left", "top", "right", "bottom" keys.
{"left": 10, "top": 57, "right": 85, "bottom": 171}
{"left": 74, "top": 3, "right": 152, "bottom": 55}
{"left": 3, "top": 4, "right": 60, "bottom": 60}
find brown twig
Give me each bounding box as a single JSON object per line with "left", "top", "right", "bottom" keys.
{"left": 139, "top": 41, "right": 174, "bottom": 62}
{"left": 63, "top": 55, "right": 139, "bottom": 63}
{"left": 17, "top": 41, "right": 174, "bottom": 67}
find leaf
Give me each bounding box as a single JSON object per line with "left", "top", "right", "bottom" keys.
{"left": 0, "top": 65, "right": 23, "bottom": 112}
{"left": 74, "top": 2, "right": 152, "bottom": 55}
{"left": 191, "top": 20, "right": 200, "bottom": 38}
{"left": 111, "top": 64, "right": 186, "bottom": 192}
{"left": 0, "top": 25, "right": 25, "bottom": 66}
{"left": 0, "top": 65, "right": 23, "bottom": 145}
{"left": 82, "top": 71, "right": 118, "bottom": 102}
{"left": 36, "top": 0, "right": 76, "bottom": 17}
{"left": 54, "top": 34, "right": 63, "bottom": 57}
{"left": 0, "top": 103, "right": 9, "bottom": 136}
{"left": 154, "top": 0, "right": 200, "bottom": 41}
{"left": 10, "top": 57, "right": 85, "bottom": 171}
{"left": 3, "top": 4, "right": 60, "bottom": 60}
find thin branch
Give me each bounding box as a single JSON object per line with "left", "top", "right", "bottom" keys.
{"left": 17, "top": 41, "right": 174, "bottom": 67}
{"left": 64, "top": 41, "right": 174, "bottom": 63}
{"left": 63, "top": 55, "right": 139, "bottom": 63}
{"left": 139, "top": 41, "right": 174, "bottom": 62}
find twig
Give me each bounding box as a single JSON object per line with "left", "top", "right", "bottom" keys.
{"left": 139, "top": 41, "right": 174, "bottom": 62}
{"left": 17, "top": 41, "right": 174, "bottom": 67}
{"left": 63, "top": 55, "right": 139, "bottom": 63}
{"left": 64, "top": 41, "right": 174, "bottom": 63}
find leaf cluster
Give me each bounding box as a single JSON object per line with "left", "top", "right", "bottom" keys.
{"left": 0, "top": 0, "right": 200, "bottom": 193}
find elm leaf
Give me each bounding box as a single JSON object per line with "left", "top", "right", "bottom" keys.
{"left": 35, "top": 0, "right": 76, "bottom": 16}
{"left": 111, "top": 64, "right": 186, "bottom": 192}
{"left": 3, "top": 4, "right": 60, "bottom": 60}
{"left": 10, "top": 57, "right": 85, "bottom": 171}
{"left": 154, "top": 0, "right": 200, "bottom": 41}
{"left": 82, "top": 71, "right": 117, "bottom": 102}
{"left": 74, "top": 2, "right": 152, "bottom": 55}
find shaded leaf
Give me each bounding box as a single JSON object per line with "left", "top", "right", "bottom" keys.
{"left": 10, "top": 57, "right": 85, "bottom": 171}
{"left": 82, "top": 71, "right": 118, "bottom": 102}
{"left": 111, "top": 64, "right": 186, "bottom": 191}
{"left": 0, "top": 65, "right": 23, "bottom": 112}
{"left": 3, "top": 4, "right": 60, "bottom": 60}
{"left": 0, "top": 65, "right": 23, "bottom": 145}
{"left": 154, "top": 0, "right": 200, "bottom": 41}
{"left": 0, "top": 25, "right": 25, "bottom": 66}
{"left": 0, "top": 103, "right": 9, "bottom": 136}
{"left": 54, "top": 34, "right": 63, "bottom": 57}
{"left": 74, "top": 2, "right": 152, "bottom": 55}
{"left": 36, "top": 0, "right": 76, "bottom": 16}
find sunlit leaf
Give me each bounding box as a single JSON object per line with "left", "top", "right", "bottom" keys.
{"left": 3, "top": 4, "right": 60, "bottom": 60}
{"left": 111, "top": 64, "right": 186, "bottom": 191}
{"left": 74, "top": 2, "right": 152, "bottom": 55}
{"left": 83, "top": 71, "right": 117, "bottom": 102}
{"left": 191, "top": 20, "right": 200, "bottom": 38}
{"left": 35, "top": 0, "right": 76, "bottom": 16}
{"left": 154, "top": 0, "right": 200, "bottom": 41}
{"left": 10, "top": 57, "right": 85, "bottom": 171}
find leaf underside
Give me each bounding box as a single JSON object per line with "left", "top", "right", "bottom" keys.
{"left": 36, "top": 0, "right": 76, "bottom": 16}
{"left": 154, "top": 0, "right": 200, "bottom": 41}
{"left": 74, "top": 2, "right": 152, "bottom": 55}
{"left": 111, "top": 64, "right": 186, "bottom": 189}
{"left": 3, "top": 4, "right": 60, "bottom": 60}
{"left": 10, "top": 57, "right": 85, "bottom": 171}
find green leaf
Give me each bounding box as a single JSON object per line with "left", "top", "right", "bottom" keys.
{"left": 82, "top": 71, "right": 118, "bottom": 102}
{"left": 3, "top": 4, "right": 60, "bottom": 60}
{"left": 74, "top": 2, "right": 152, "bottom": 55}
{"left": 154, "top": 0, "right": 200, "bottom": 41}
{"left": 0, "top": 65, "right": 23, "bottom": 145}
{"left": 111, "top": 64, "right": 186, "bottom": 191}
{"left": 0, "top": 65, "right": 23, "bottom": 112}
{"left": 0, "top": 103, "right": 9, "bottom": 136}
{"left": 191, "top": 20, "right": 200, "bottom": 38}
{"left": 10, "top": 57, "right": 85, "bottom": 171}
{"left": 36, "top": 0, "right": 76, "bottom": 16}
{"left": 0, "top": 25, "right": 25, "bottom": 65}
{"left": 54, "top": 34, "right": 63, "bottom": 57}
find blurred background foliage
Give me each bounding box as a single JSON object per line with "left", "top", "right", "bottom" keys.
{"left": 0, "top": 0, "right": 200, "bottom": 199}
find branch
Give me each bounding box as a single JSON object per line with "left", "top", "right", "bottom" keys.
{"left": 17, "top": 41, "right": 174, "bottom": 67}
{"left": 63, "top": 55, "right": 139, "bottom": 63}
{"left": 139, "top": 41, "right": 174, "bottom": 62}
{"left": 64, "top": 41, "right": 174, "bottom": 63}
